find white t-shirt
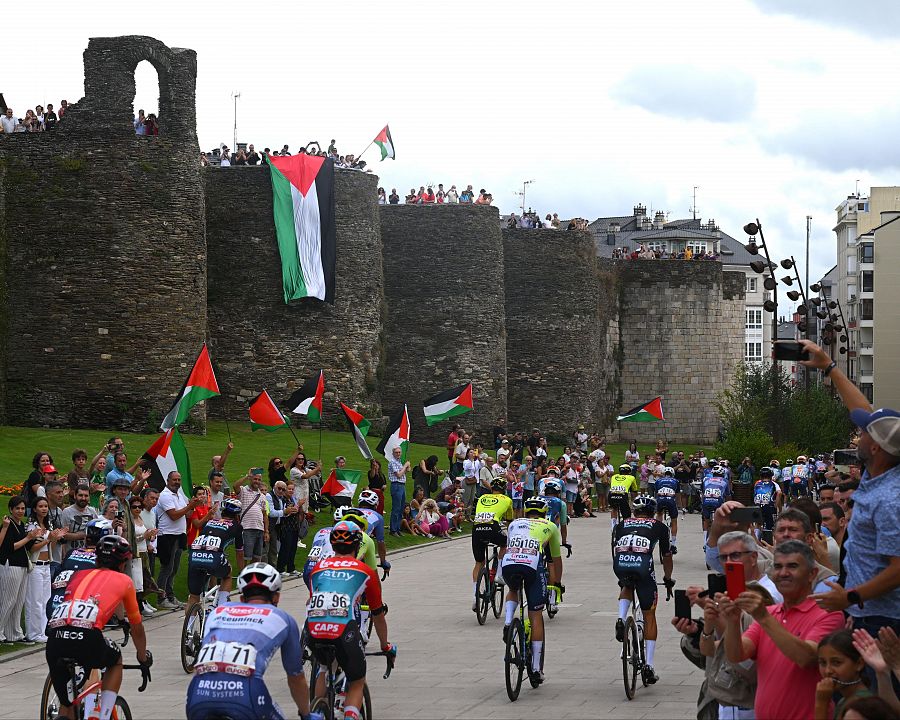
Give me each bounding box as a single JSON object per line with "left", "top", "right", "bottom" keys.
{"left": 209, "top": 490, "right": 225, "bottom": 519}
{"left": 140, "top": 509, "right": 158, "bottom": 552}
{"left": 462, "top": 459, "right": 477, "bottom": 480}
{"left": 290, "top": 466, "right": 309, "bottom": 511}
{"left": 156, "top": 487, "right": 189, "bottom": 535}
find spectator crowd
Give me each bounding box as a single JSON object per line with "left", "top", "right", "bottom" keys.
{"left": 0, "top": 101, "right": 69, "bottom": 134}
{"left": 613, "top": 242, "right": 720, "bottom": 261}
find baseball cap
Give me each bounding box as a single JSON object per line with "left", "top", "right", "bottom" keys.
{"left": 111, "top": 475, "right": 131, "bottom": 487}
{"left": 850, "top": 408, "right": 900, "bottom": 455}
{"left": 43, "top": 465, "right": 58, "bottom": 474}
{"left": 497, "top": 448, "right": 510, "bottom": 457}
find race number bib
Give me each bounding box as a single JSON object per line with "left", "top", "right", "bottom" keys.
{"left": 755, "top": 493, "right": 772, "bottom": 506}
{"left": 507, "top": 534, "right": 540, "bottom": 555}
{"left": 52, "top": 569, "right": 75, "bottom": 590}
{"left": 657, "top": 487, "right": 676, "bottom": 497}
{"left": 195, "top": 640, "right": 257, "bottom": 677}
{"left": 49, "top": 599, "right": 100, "bottom": 628}
{"left": 615, "top": 533, "right": 652, "bottom": 554}
{"left": 704, "top": 487, "right": 723, "bottom": 500}
{"left": 307, "top": 544, "right": 325, "bottom": 561}
{"left": 474, "top": 512, "right": 495, "bottom": 524}
{"left": 192, "top": 534, "right": 222, "bottom": 552}
{"left": 307, "top": 591, "right": 351, "bottom": 618}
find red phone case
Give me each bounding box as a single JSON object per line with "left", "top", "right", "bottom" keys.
{"left": 725, "top": 561, "right": 746, "bottom": 600}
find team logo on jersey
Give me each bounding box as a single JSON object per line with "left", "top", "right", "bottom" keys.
{"left": 480, "top": 496, "right": 501, "bottom": 506}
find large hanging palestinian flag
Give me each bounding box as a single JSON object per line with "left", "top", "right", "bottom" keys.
{"left": 248, "top": 390, "right": 290, "bottom": 432}
{"left": 287, "top": 371, "right": 325, "bottom": 423}
{"left": 340, "top": 402, "right": 373, "bottom": 460}
{"left": 141, "top": 428, "right": 191, "bottom": 494}
{"left": 160, "top": 344, "right": 220, "bottom": 431}
{"left": 376, "top": 404, "right": 410, "bottom": 463}
{"left": 617, "top": 397, "right": 665, "bottom": 423}
{"left": 268, "top": 154, "right": 336, "bottom": 304}
{"left": 422, "top": 383, "right": 473, "bottom": 426}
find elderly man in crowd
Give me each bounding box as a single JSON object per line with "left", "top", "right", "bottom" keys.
{"left": 719, "top": 540, "right": 844, "bottom": 720}
{"left": 233, "top": 467, "right": 269, "bottom": 564}
{"left": 156, "top": 471, "right": 199, "bottom": 608}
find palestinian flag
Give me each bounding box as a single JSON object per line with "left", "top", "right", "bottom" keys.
{"left": 248, "top": 390, "right": 290, "bottom": 431}
{"left": 423, "top": 383, "right": 473, "bottom": 426}
{"left": 617, "top": 397, "right": 665, "bottom": 423}
{"left": 160, "top": 344, "right": 220, "bottom": 431}
{"left": 287, "top": 371, "right": 325, "bottom": 423}
{"left": 141, "top": 428, "right": 192, "bottom": 494}
{"left": 376, "top": 404, "right": 410, "bottom": 463}
{"left": 340, "top": 402, "right": 373, "bottom": 460}
{"left": 374, "top": 125, "right": 395, "bottom": 161}
{"left": 321, "top": 468, "right": 361, "bottom": 499}
{"left": 268, "top": 154, "right": 336, "bottom": 305}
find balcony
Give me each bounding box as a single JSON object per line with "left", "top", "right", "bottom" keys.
{"left": 860, "top": 343, "right": 874, "bottom": 355}
{"left": 860, "top": 318, "right": 874, "bottom": 328}
{"left": 859, "top": 371, "right": 874, "bottom": 384}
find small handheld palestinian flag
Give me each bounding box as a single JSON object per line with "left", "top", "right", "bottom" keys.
{"left": 287, "top": 371, "right": 325, "bottom": 423}
{"left": 374, "top": 124, "right": 395, "bottom": 161}
{"left": 617, "top": 397, "right": 665, "bottom": 423}
{"left": 321, "top": 468, "right": 361, "bottom": 501}
{"left": 422, "top": 383, "right": 473, "bottom": 427}
{"left": 248, "top": 390, "right": 290, "bottom": 432}
{"left": 141, "top": 428, "right": 192, "bottom": 494}
{"left": 160, "top": 344, "right": 220, "bottom": 431}
{"left": 340, "top": 402, "right": 373, "bottom": 460}
{"left": 376, "top": 404, "right": 410, "bottom": 463}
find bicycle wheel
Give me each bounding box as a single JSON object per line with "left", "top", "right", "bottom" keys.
{"left": 475, "top": 567, "right": 490, "bottom": 625}
{"left": 39, "top": 673, "right": 61, "bottom": 720}
{"left": 112, "top": 696, "right": 133, "bottom": 720}
{"left": 361, "top": 683, "right": 372, "bottom": 720}
{"left": 504, "top": 618, "right": 524, "bottom": 701}
{"left": 491, "top": 567, "right": 504, "bottom": 619}
{"left": 311, "top": 697, "right": 332, "bottom": 720}
{"left": 181, "top": 603, "right": 205, "bottom": 673}
{"left": 638, "top": 620, "right": 649, "bottom": 687}
{"left": 622, "top": 616, "right": 639, "bottom": 700}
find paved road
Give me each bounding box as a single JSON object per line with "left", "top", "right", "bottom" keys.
{"left": 1, "top": 511, "right": 710, "bottom": 719}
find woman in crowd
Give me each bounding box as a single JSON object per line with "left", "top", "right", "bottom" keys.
{"left": 187, "top": 485, "right": 214, "bottom": 547}
{"left": 400, "top": 503, "right": 425, "bottom": 536}
{"left": 625, "top": 441, "right": 640, "bottom": 474}
{"left": 130, "top": 495, "right": 152, "bottom": 616}
{"left": 279, "top": 482, "right": 303, "bottom": 572}
{"left": 377, "top": 187, "right": 386, "bottom": 205}
{"left": 289, "top": 451, "right": 319, "bottom": 514}
{"left": 25, "top": 452, "right": 53, "bottom": 514}
{"left": 24, "top": 497, "right": 60, "bottom": 642}
{"left": 366, "top": 458, "right": 386, "bottom": 514}
{"left": 410, "top": 486, "right": 426, "bottom": 515}
{"left": 417, "top": 498, "right": 450, "bottom": 538}
{"left": 656, "top": 438, "right": 668, "bottom": 461}
{"left": 415, "top": 455, "right": 441, "bottom": 497}
{"left": 0, "top": 496, "right": 43, "bottom": 643}
{"left": 101, "top": 498, "right": 120, "bottom": 524}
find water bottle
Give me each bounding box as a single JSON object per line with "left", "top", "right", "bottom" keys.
{"left": 524, "top": 617, "right": 531, "bottom": 642}
{"left": 335, "top": 691, "right": 346, "bottom": 720}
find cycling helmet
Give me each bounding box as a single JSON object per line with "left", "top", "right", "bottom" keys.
{"left": 785, "top": 458, "right": 794, "bottom": 465}
{"left": 797, "top": 455, "right": 807, "bottom": 462}
{"left": 341, "top": 508, "right": 370, "bottom": 533}
{"left": 711, "top": 465, "right": 725, "bottom": 477}
{"left": 664, "top": 466, "right": 675, "bottom": 476}
{"left": 330, "top": 520, "right": 363, "bottom": 555}
{"left": 523, "top": 497, "right": 549, "bottom": 517}
{"left": 770, "top": 459, "right": 780, "bottom": 467}
{"left": 816, "top": 454, "right": 825, "bottom": 461}
{"left": 333, "top": 506, "right": 345, "bottom": 523}
{"left": 95, "top": 535, "right": 133, "bottom": 569}
{"left": 759, "top": 467, "right": 774, "bottom": 478}
{"left": 237, "top": 562, "right": 282, "bottom": 594}
{"left": 221, "top": 497, "right": 242, "bottom": 518}
{"left": 543, "top": 479, "right": 562, "bottom": 495}
{"left": 358, "top": 489, "right": 379, "bottom": 509}
{"left": 632, "top": 495, "right": 657, "bottom": 515}
{"left": 85, "top": 518, "right": 114, "bottom": 545}
{"left": 491, "top": 476, "right": 507, "bottom": 492}
{"left": 721, "top": 459, "right": 730, "bottom": 467}
{"left": 546, "top": 465, "right": 560, "bottom": 476}
{"left": 619, "top": 463, "right": 632, "bottom": 474}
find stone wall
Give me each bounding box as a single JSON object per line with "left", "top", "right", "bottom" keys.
{"left": 0, "top": 36, "right": 206, "bottom": 431}
{"left": 380, "top": 205, "right": 507, "bottom": 446}
{"left": 205, "top": 167, "right": 384, "bottom": 427}
{"left": 503, "top": 229, "right": 621, "bottom": 440}
{"left": 613, "top": 260, "right": 745, "bottom": 444}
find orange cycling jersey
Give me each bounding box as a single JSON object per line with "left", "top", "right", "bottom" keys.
{"left": 48, "top": 568, "right": 142, "bottom": 630}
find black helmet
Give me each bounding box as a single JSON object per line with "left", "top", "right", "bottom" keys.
{"left": 221, "top": 497, "right": 242, "bottom": 518}
{"left": 759, "top": 467, "right": 774, "bottom": 478}
{"left": 491, "top": 476, "right": 507, "bottom": 492}
{"left": 632, "top": 495, "right": 657, "bottom": 515}
{"left": 330, "top": 520, "right": 363, "bottom": 555}
{"left": 95, "top": 535, "right": 132, "bottom": 569}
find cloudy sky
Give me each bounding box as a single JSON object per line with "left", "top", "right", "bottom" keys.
{"left": 6, "top": 0, "right": 900, "bottom": 286}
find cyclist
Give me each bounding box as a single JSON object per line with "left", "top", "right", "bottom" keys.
{"left": 356, "top": 490, "right": 391, "bottom": 576}
{"left": 607, "top": 464, "right": 639, "bottom": 530}
{"left": 701, "top": 465, "right": 731, "bottom": 538}
{"left": 769, "top": 459, "right": 782, "bottom": 483}
{"left": 612, "top": 495, "right": 673, "bottom": 685}
{"left": 46, "top": 535, "right": 151, "bottom": 720}
{"left": 185, "top": 497, "right": 243, "bottom": 617}
{"left": 787, "top": 454, "right": 810, "bottom": 499}
{"left": 753, "top": 466, "right": 782, "bottom": 531}
{"left": 541, "top": 479, "right": 568, "bottom": 545}
{"left": 654, "top": 466, "right": 679, "bottom": 553}
{"left": 302, "top": 508, "right": 377, "bottom": 590}
{"left": 186, "top": 562, "right": 320, "bottom": 720}
{"left": 500, "top": 497, "right": 562, "bottom": 684}
{"left": 48, "top": 518, "right": 113, "bottom": 617}
{"left": 471, "top": 476, "right": 514, "bottom": 612}
{"left": 306, "top": 521, "right": 396, "bottom": 720}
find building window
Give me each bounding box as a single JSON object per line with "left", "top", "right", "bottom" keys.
{"left": 745, "top": 342, "right": 763, "bottom": 363}
{"left": 860, "top": 383, "right": 874, "bottom": 403}
{"left": 746, "top": 277, "right": 757, "bottom": 293}
{"left": 746, "top": 309, "right": 763, "bottom": 330}
{"left": 861, "top": 299, "right": 874, "bottom": 320}
{"left": 687, "top": 241, "right": 708, "bottom": 255}
{"left": 859, "top": 243, "right": 874, "bottom": 263}
{"left": 646, "top": 241, "right": 665, "bottom": 252}
{"left": 848, "top": 284, "right": 857, "bottom": 302}
{"left": 858, "top": 201, "right": 869, "bottom": 212}
{"left": 862, "top": 271, "right": 874, "bottom": 293}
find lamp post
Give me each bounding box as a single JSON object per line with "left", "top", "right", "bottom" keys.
{"left": 744, "top": 219, "right": 778, "bottom": 348}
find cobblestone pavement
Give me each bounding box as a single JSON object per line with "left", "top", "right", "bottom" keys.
{"left": 0, "top": 511, "right": 710, "bottom": 719}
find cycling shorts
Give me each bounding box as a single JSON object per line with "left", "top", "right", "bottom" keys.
{"left": 656, "top": 498, "right": 677, "bottom": 520}
{"left": 46, "top": 627, "right": 121, "bottom": 708}
{"left": 307, "top": 620, "right": 367, "bottom": 683}
{"left": 471, "top": 522, "right": 507, "bottom": 563}
{"left": 786, "top": 483, "right": 809, "bottom": 498}
{"left": 187, "top": 674, "right": 283, "bottom": 720}
{"left": 757, "top": 505, "right": 777, "bottom": 531}
{"left": 608, "top": 495, "right": 632, "bottom": 519}
{"left": 613, "top": 555, "right": 658, "bottom": 611}
{"left": 701, "top": 503, "right": 722, "bottom": 521}
{"left": 187, "top": 555, "right": 231, "bottom": 596}
{"left": 503, "top": 564, "right": 546, "bottom": 612}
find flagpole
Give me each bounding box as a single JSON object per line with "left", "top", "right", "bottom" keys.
{"left": 222, "top": 396, "right": 233, "bottom": 444}
{"left": 355, "top": 140, "right": 375, "bottom": 163}
{"left": 288, "top": 424, "right": 302, "bottom": 447}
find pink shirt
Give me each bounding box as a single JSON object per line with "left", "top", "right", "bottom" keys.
{"left": 743, "top": 598, "right": 843, "bottom": 720}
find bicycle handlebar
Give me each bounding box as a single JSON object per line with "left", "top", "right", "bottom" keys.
{"left": 562, "top": 542, "right": 572, "bottom": 558}
{"left": 661, "top": 577, "right": 676, "bottom": 601}
{"left": 121, "top": 661, "right": 152, "bottom": 692}
{"left": 378, "top": 562, "right": 390, "bottom": 581}
{"left": 365, "top": 649, "right": 396, "bottom": 679}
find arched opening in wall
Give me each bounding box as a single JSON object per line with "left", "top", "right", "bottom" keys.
{"left": 133, "top": 60, "right": 160, "bottom": 136}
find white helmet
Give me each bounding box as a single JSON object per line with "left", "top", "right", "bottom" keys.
{"left": 358, "top": 489, "right": 379, "bottom": 509}
{"left": 664, "top": 466, "right": 674, "bottom": 476}
{"left": 237, "top": 562, "right": 282, "bottom": 594}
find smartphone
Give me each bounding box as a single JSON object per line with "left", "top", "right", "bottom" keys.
{"left": 773, "top": 340, "right": 810, "bottom": 361}
{"left": 707, "top": 572, "right": 727, "bottom": 597}
{"left": 251, "top": 467, "right": 264, "bottom": 476}
{"left": 759, "top": 529, "right": 773, "bottom": 545}
{"left": 725, "top": 561, "right": 746, "bottom": 600}
{"left": 116, "top": 510, "right": 125, "bottom": 521}
{"left": 729, "top": 507, "right": 763, "bottom": 525}
{"left": 674, "top": 589, "right": 691, "bottom": 620}
{"left": 832, "top": 448, "right": 857, "bottom": 473}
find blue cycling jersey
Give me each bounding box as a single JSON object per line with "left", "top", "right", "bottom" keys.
{"left": 654, "top": 476, "right": 679, "bottom": 502}
{"left": 360, "top": 508, "right": 385, "bottom": 543}
{"left": 753, "top": 480, "right": 779, "bottom": 507}
{"left": 303, "top": 527, "right": 334, "bottom": 589}
{"left": 702, "top": 477, "right": 730, "bottom": 510}
{"left": 544, "top": 496, "right": 565, "bottom": 524}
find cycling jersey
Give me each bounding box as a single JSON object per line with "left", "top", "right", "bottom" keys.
{"left": 48, "top": 546, "right": 96, "bottom": 616}
{"left": 186, "top": 602, "right": 304, "bottom": 720}
{"left": 608, "top": 473, "right": 638, "bottom": 499}
{"left": 472, "top": 493, "right": 513, "bottom": 526}
{"left": 303, "top": 527, "right": 377, "bottom": 590}
{"left": 654, "top": 476, "right": 679, "bottom": 502}
{"left": 190, "top": 517, "right": 242, "bottom": 567}
{"left": 306, "top": 556, "right": 384, "bottom": 641}
{"left": 501, "top": 517, "right": 561, "bottom": 572}
{"left": 359, "top": 508, "right": 385, "bottom": 543}
{"left": 612, "top": 517, "right": 671, "bottom": 610}
{"left": 48, "top": 568, "right": 142, "bottom": 631}
{"left": 543, "top": 495, "right": 568, "bottom": 526}
{"left": 789, "top": 465, "right": 809, "bottom": 494}
{"left": 701, "top": 476, "right": 730, "bottom": 515}
{"left": 753, "top": 480, "right": 779, "bottom": 508}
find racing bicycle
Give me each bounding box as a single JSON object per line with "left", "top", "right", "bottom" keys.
{"left": 475, "top": 543, "right": 504, "bottom": 625}
{"left": 504, "top": 575, "right": 545, "bottom": 701}
{"left": 308, "top": 645, "right": 394, "bottom": 720}
{"left": 620, "top": 577, "right": 674, "bottom": 700}
{"left": 181, "top": 580, "right": 231, "bottom": 673}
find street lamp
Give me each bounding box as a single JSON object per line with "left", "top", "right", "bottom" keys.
{"left": 744, "top": 220, "right": 778, "bottom": 343}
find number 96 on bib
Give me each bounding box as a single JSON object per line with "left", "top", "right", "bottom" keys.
{"left": 307, "top": 591, "right": 350, "bottom": 618}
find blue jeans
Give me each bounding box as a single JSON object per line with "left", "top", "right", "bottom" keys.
{"left": 390, "top": 482, "right": 406, "bottom": 533}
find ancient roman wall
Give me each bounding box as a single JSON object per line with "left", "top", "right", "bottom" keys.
{"left": 0, "top": 36, "right": 207, "bottom": 431}
{"left": 503, "top": 229, "right": 621, "bottom": 441}
{"left": 205, "top": 167, "right": 385, "bottom": 427}
{"left": 379, "top": 205, "right": 507, "bottom": 447}
{"left": 613, "top": 260, "right": 745, "bottom": 444}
